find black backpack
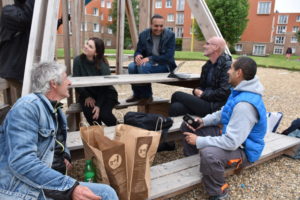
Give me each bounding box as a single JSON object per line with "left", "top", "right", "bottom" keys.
{"left": 124, "top": 112, "right": 173, "bottom": 135}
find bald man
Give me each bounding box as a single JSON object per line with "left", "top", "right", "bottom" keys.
{"left": 169, "top": 36, "right": 232, "bottom": 118}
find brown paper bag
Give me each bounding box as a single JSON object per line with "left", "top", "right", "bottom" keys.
{"left": 80, "top": 125, "right": 129, "bottom": 200}
{"left": 115, "top": 124, "right": 161, "bottom": 200}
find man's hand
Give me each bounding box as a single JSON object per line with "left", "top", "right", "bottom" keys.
{"left": 85, "top": 97, "right": 96, "bottom": 108}
{"left": 135, "top": 55, "right": 143, "bottom": 66}
{"left": 92, "top": 106, "right": 100, "bottom": 120}
{"left": 185, "top": 117, "right": 204, "bottom": 132}
{"left": 194, "top": 89, "right": 203, "bottom": 97}
{"left": 64, "top": 159, "right": 73, "bottom": 171}
{"left": 72, "top": 185, "right": 101, "bottom": 200}
{"left": 183, "top": 132, "right": 198, "bottom": 146}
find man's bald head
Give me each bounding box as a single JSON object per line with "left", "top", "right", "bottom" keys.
{"left": 209, "top": 36, "right": 226, "bottom": 54}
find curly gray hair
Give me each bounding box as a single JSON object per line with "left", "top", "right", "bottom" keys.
{"left": 31, "top": 62, "right": 66, "bottom": 94}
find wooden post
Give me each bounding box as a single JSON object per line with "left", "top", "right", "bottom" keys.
{"left": 71, "top": 0, "right": 82, "bottom": 57}
{"left": 116, "top": 0, "right": 125, "bottom": 74}
{"left": 62, "top": 0, "right": 71, "bottom": 74}
{"left": 186, "top": 0, "right": 231, "bottom": 55}
{"left": 125, "top": 0, "right": 138, "bottom": 49}
{"left": 138, "top": 0, "right": 151, "bottom": 33}
{"left": 22, "top": 0, "right": 47, "bottom": 96}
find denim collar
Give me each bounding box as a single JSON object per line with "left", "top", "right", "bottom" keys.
{"left": 34, "top": 93, "right": 56, "bottom": 114}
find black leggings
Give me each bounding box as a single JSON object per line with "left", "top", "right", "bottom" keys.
{"left": 169, "top": 91, "right": 213, "bottom": 117}
{"left": 79, "top": 97, "right": 117, "bottom": 126}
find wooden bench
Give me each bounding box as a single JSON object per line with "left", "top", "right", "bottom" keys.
{"left": 148, "top": 132, "right": 300, "bottom": 199}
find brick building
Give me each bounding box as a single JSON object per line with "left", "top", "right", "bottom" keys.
{"left": 56, "top": 0, "right": 300, "bottom": 56}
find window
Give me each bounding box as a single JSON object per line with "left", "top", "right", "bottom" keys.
{"left": 100, "top": 14, "right": 104, "bottom": 20}
{"left": 167, "top": 14, "right": 174, "bottom": 22}
{"left": 292, "top": 26, "right": 299, "bottom": 33}
{"left": 257, "top": 2, "right": 271, "bottom": 14}
{"left": 101, "top": 0, "right": 105, "bottom": 8}
{"left": 276, "top": 26, "right": 286, "bottom": 34}
{"left": 108, "top": 15, "right": 112, "bottom": 22}
{"left": 107, "top": 28, "right": 113, "bottom": 34}
{"left": 176, "top": 27, "right": 183, "bottom": 38}
{"left": 155, "top": 0, "right": 162, "bottom": 8}
{"left": 177, "top": 0, "right": 185, "bottom": 11}
{"left": 93, "top": 23, "right": 99, "bottom": 32}
{"left": 167, "top": 27, "right": 174, "bottom": 32}
{"left": 106, "top": 39, "right": 112, "bottom": 46}
{"left": 253, "top": 44, "right": 265, "bottom": 55}
{"left": 273, "top": 46, "right": 283, "bottom": 54}
{"left": 93, "top": 8, "right": 99, "bottom": 16}
{"left": 81, "top": 22, "right": 87, "bottom": 31}
{"left": 235, "top": 44, "right": 243, "bottom": 52}
{"left": 166, "top": 0, "right": 172, "bottom": 8}
{"left": 101, "top": 26, "right": 105, "bottom": 33}
{"left": 291, "top": 36, "right": 298, "bottom": 43}
{"left": 278, "top": 15, "right": 288, "bottom": 24}
{"left": 292, "top": 47, "right": 296, "bottom": 53}
{"left": 176, "top": 13, "right": 184, "bottom": 24}
{"left": 107, "top": 2, "right": 111, "bottom": 9}
{"left": 297, "top": 16, "right": 300, "bottom": 22}
{"left": 275, "top": 36, "right": 285, "bottom": 44}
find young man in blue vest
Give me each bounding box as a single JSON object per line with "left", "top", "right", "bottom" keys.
{"left": 182, "top": 57, "right": 267, "bottom": 200}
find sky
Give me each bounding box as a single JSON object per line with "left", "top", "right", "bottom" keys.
{"left": 274, "top": 0, "right": 300, "bottom": 13}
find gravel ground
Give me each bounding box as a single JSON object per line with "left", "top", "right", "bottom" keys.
{"left": 68, "top": 61, "right": 300, "bottom": 200}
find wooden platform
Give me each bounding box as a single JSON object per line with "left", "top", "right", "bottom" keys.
{"left": 148, "top": 132, "right": 300, "bottom": 199}
{"left": 68, "top": 73, "right": 200, "bottom": 89}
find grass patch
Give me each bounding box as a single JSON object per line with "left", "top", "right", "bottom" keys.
{"left": 56, "top": 48, "right": 300, "bottom": 70}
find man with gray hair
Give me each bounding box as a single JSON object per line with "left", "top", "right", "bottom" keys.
{"left": 0, "top": 62, "right": 118, "bottom": 200}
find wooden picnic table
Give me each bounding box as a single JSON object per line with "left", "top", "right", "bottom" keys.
{"left": 68, "top": 73, "right": 200, "bottom": 89}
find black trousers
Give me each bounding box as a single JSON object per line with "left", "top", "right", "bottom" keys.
{"left": 79, "top": 96, "right": 117, "bottom": 126}
{"left": 169, "top": 91, "right": 213, "bottom": 117}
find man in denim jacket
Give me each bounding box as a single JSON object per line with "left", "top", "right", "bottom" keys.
{"left": 0, "top": 62, "right": 118, "bottom": 200}
{"left": 126, "top": 14, "right": 176, "bottom": 104}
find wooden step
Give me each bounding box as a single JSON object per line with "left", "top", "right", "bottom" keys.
{"left": 66, "top": 97, "right": 170, "bottom": 114}
{"left": 148, "top": 133, "right": 300, "bottom": 199}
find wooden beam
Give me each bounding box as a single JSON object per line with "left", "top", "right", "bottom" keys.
{"left": 40, "top": 0, "right": 60, "bottom": 62}
{"left": 187, "top": 0, "right": 231, "bottom": 55}
{"left": 22, "top": 0, "right": 47, "bottom": 96}
{"left": 62, "top": 0, "right": 71, "bottom": 74}
{"left": 116, "top": 0, "right": 125, "bottom": 74}
{"left": 138, "top": 0, "right": 151, "bottom": 33}
{"left": 70, "top": 0, "right": 82, "bottom": 57}
{"left": 125, "top": 0, "right": 138, "bottom": 49}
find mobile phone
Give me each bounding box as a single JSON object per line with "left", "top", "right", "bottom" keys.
{"left": 183, "top": 114, "right": 200, "bottom": 129}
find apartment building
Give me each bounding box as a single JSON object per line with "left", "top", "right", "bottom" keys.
{"left": 56, "top": 0, "right": 300, "bottom": 56}
{"left": 56, "top": 0, "right": 115, "bottom": 49}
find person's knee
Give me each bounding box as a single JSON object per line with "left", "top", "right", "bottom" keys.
{"left": 128, "top": 62, "right": 137, "bottom": 74}
{"left": 171, "top": 91, "right": 185, "bottom": 102}
{"left": 97, "top": 184, "right": 118, "bottom": 200}
{"left": 137, "top": 62, "right": 152, "bottom": 74}
{"left": 199, "top": 147, "right": 222, "bottom": 174}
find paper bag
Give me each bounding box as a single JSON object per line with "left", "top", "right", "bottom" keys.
{"left": 115, "top": 124, "right": 161, "bottom": 200}
{"left": 80, "top": 125, "right": 129, "bottom": 200}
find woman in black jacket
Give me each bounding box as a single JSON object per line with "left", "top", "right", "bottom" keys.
{"left": 73, "top": 37, "right": 118, "bottom": 126}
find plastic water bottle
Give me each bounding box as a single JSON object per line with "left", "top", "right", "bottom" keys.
{"left": 84, "top": 160, "right": 95, "bottom": 182}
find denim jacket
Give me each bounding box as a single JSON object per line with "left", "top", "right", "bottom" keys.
{"left": 0, "top": 93, "right": 76, "bottom": 200}
{"left": 134, "top": 28, "right": 177, "bottom": 71}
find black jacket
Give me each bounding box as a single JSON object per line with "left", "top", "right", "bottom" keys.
{"left": 0, "top": 0, "right": 35, "bottom": 82}
{"left": 194, "top": 53, "right": 232, "bottom": 111}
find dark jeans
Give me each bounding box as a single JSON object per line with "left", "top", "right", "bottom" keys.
{"left": 169, "top": 91, "right": 214, "bottom": 117}
{"left": 79, "top": 96, "right": 117, "bottom": 126}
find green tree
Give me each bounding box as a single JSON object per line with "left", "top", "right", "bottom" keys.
{"left": 109, "top": 0, "right": 139, "bottom": 49}
{"left": 194, "top": 0, "right": 249, "bottom": 49}
{"left": 296, "top": 31, "right": 300, "bottom": 42}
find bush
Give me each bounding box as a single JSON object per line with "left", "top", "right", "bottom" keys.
{"left": 175, "top": 38, "right": 182, "bottom": 51}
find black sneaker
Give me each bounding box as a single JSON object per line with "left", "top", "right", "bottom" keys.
{"left": 208, "top": 191, "right": 229, "bottom": 200}
{"left": 126, "top": 96, "right": 140, "bottom": 103}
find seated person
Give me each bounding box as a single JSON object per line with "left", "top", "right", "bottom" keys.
{"left": 73, "top": 37, "right": 118, "bottom": 126}
{"left": 0, "top": 62, "right": 118, "bottom": 200}
{"left": 169, "top": 36, "right": 232, "bottom": 117}
{"left": 182, "top": 57, "right": 267, "bottom": 200}
{"left": 126, "top": 14, "right": 177, "bottom": 104}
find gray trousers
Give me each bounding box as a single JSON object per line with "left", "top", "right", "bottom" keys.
{"left": 181, "top": 123, "right": 250, "bottom": 196}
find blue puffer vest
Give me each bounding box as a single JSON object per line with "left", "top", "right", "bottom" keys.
{"left": 221, "top": 90, "right": 267, "bottom": 162}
